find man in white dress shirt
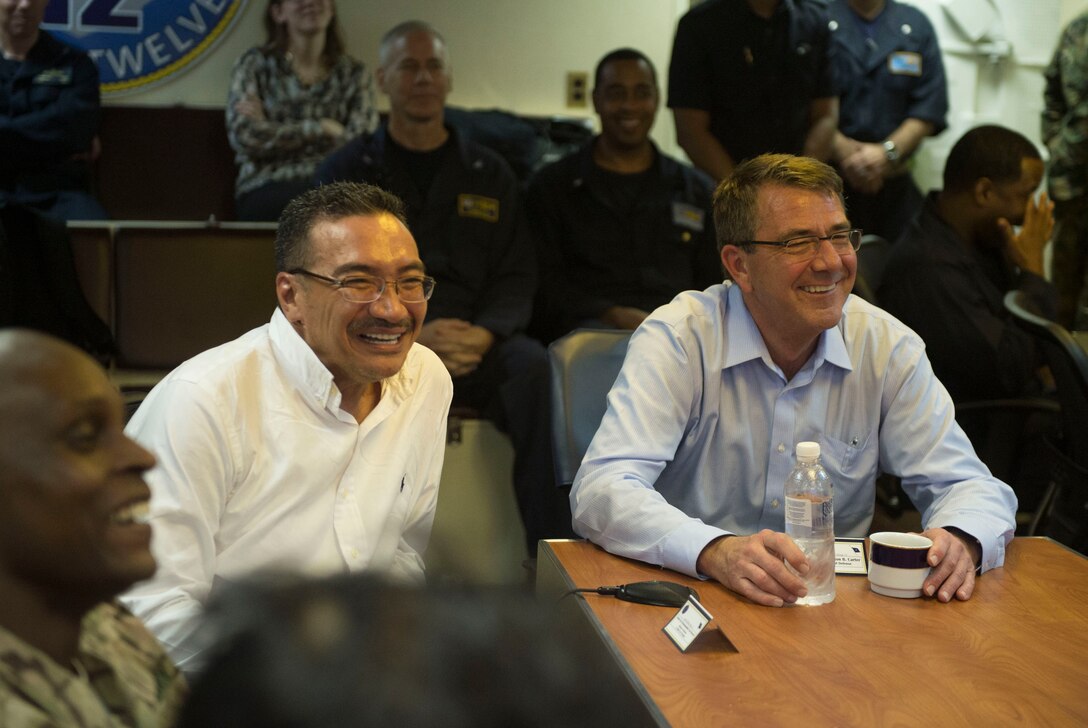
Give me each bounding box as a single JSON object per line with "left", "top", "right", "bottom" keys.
{"left": 122, "top": 182, "right": 453, "bottom": 671}
{"left": 571, "top": 154, "right": 1016, "bottom": 608}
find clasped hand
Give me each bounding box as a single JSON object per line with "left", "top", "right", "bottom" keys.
{"left": 838, "top": 141, "right": 890, "bottom": 195}
{"left": 696, "top": 526, "right": 979, "bottom": 607}
{"left": 416, "top": 319, "right": 494, "bottom": 378}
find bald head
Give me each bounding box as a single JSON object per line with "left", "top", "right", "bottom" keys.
{"left": 0, "top": 327, "right": 86, "bottom": 382}
{"left": 0, "top": 329, "right": 157, "bottom": 609}
{"left": 0, "top": 330, "right": 96, "bottom": 427}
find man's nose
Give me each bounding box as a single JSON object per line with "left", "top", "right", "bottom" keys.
{"left": 370, "top": 284, "right": 410, "bottom": 318}
{"left": 120, "top": 433, "right": 157, "bottom": 473}
{"left": 811, "top": 238, "right": 844, "bottom": 271}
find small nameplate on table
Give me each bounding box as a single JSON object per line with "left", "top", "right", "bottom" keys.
{"left": 835, "top": 538, "right": 868, "bottom": 574}
{"left": 663, "top": 596, "right": 712, "bottom": 652}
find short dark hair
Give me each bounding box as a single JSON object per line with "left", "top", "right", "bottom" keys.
{"left": 379, "top": 20, "right": 447, "bottom": 67}
{"left": 593, "top": 48, "right": 657, "bottom": 89}
{"left": 942, "top": 125, "right": 1041, "bottom": 194}
{"left": 713, "top": 154, "right": 845, "bottom": 252}
{"left": 275, "top": 183, "right": 408, "bottom": 272}
{"left": 177, "top": 575, "right": 648, "bottom": 728}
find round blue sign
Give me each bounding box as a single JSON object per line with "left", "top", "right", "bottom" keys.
{"left": 42, "top": 0, "right": 249, "bottom": 95}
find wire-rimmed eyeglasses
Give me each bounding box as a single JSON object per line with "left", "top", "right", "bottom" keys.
{"left": 745, "top": 229, "right": 863, "bottom": 259}
{"left": 289, "top": 269, "right": 436, "bottom": 303}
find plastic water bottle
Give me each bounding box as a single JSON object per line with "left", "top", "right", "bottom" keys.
{"left": 784, "top": 441, "right": 835, "bottom": 605}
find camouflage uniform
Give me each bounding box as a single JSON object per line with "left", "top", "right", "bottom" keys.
{"left": 0, "top": 602, "right": 187, "bottom": 727}
{"left": 1043, "top": 12, "right": 1088, "bottom": 328}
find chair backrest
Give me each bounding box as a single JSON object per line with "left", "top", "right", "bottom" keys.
{"left": 0, "top": 206, "right": 114, "bottom": 364}
{"left": 1038, "top": 437, "right": 1088, "bottom": 555}
{"left": 67, "top": 221, "right": 115, "bottom": 326}
{"left": 113, "top": 222, "right": 279, "bottom": 371}
{"left": 547, "top": 329, "right": 632, "bottom": 487}
{"left": 1004, "top": 290, "right": 1088, "bottom": 467}
{"left": 853, "top": 234, "right": 891, "bottom": 304}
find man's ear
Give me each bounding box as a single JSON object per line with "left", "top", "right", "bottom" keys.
{"left": 721, "top": 245, "right": 752, "bottom": 291}
{"left": 276, "top": 272, "right": 302, "bottom": 324}
{"left": 973, "top": 177, "right": 994, "bottom": 208}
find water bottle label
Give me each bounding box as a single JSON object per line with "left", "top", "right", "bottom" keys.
{"left": 818, "top": 498, "right": 834, "bottom": 530}
{"left": 785, "top": 496, "right": 812, "bottom": 527}
{"left": 786, "top": 496, "right": 832, "bottom": 531}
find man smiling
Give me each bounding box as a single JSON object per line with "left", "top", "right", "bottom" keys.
{"left": 317, "top": 22, "right": 566, "bottom": 555}
{"left": 0, "top": 330, "right": 186, "bottom": 726}
{"left": 571, "top": 154, "right": 1016, "bottom": 608}
{"left": 121, "top": 182, "right": 452, "bottom": 672}
{"left": 528, "top": 48, "right": 720, "bottom": 341}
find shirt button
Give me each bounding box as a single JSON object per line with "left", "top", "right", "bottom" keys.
{"left": 771, "top": 498, "right": 780, "bottom": 508}
{"left": 350, "top": 548, "right": 360, "bottom": 559}
{"left": 777, "top": 443, "right": 786, "bottom": 453}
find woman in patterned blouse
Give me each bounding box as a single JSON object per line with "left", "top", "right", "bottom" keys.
{"left": 227, "top": 0, "right": 379, "bottom": 221}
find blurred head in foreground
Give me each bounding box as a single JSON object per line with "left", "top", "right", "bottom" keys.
{"left": 178, "top": 574, "right": 648, "bottom": 728}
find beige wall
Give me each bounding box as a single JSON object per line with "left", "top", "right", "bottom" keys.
{"left": 1064, "top": 0, "right": 1088, "bottom": 23}
{"left": 108, "top": 0, "right": 1088, "bottom": 170}
{"left": 906, "top": 0, "right": 1088, "bottom": 190}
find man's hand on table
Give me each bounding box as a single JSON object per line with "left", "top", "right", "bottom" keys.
{"left": 920, "top": 527, "right": 980, "bottom": 603}
{"left": 696, "top": 530, "right": 809, "bottom": 607}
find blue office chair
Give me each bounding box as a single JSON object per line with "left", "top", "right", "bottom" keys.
{"left": 547, "top": 329, "right": 632, "bottom": 488}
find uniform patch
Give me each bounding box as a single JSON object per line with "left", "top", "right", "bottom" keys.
{"left": 671, "top": 201, "right": 705, "bottom": 232}
{"left": 457, "top": 194, "right": 499, "bottom": 222}
{"left": 33, "top": 68, "right": 72, "bottom": 85}
{"left": 888, "top": 51, "right": 922, "bottom": 76}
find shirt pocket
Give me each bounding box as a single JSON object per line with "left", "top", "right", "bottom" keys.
{"left": 820, "top": 430, "right": 870, "bottom": 473}
{"left": 819, "top": 430, "right": 878, "bottom": 532}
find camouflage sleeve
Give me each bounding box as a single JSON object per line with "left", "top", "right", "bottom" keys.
{"left": 81, "top": 603, "right": 189, "bottom": 728}
{"left": 1043, "top": 15, "right": 1088, "bottom": 199}
{"left": 1, "top": 603, "right": 186, "bottom": 727}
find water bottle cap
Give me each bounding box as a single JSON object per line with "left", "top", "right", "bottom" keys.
{"left": 796, "top": 441, "right": 820, "bottom": 459}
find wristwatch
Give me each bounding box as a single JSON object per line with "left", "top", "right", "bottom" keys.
{"left": 883, "top": 139, "right": 900, "bottom": 163}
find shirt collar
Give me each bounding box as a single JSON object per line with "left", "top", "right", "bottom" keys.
{"left": 268, "top": 308, "right": 417, "bottom": 419}
{"left": 269, "top": 308, "right": 342, "bottom": 413}
{"left": 721, "top": 282, "right": 853, "bottom": 375}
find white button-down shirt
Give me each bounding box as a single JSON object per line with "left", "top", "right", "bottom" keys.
{"left": 572, "top": 283, "right": 1017, "bottom": 578}
{"left": 121, "top": 310, "right": 452, "bottom": 670}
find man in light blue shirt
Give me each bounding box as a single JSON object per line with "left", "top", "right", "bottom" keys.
{"left": 571, "top": 154, "right": 1016, "bottom": 607}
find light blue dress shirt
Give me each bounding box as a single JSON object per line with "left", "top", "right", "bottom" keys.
{"left": 571, "top": 283, "right": 1017, "bottom": 578}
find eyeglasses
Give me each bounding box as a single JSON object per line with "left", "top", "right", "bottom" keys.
{"left": 289, "top": 269, "right": 436, "bottom": 303}
{"left": 745, "top": 229, "right": 863, "bottom": 259}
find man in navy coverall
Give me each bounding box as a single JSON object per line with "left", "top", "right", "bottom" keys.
{"left": 317, "top": 21, "right": 572, "bottom": 555}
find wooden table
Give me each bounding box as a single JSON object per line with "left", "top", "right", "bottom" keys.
{"left": 537, "top": 538, "right": 1088, "bottom": 726}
